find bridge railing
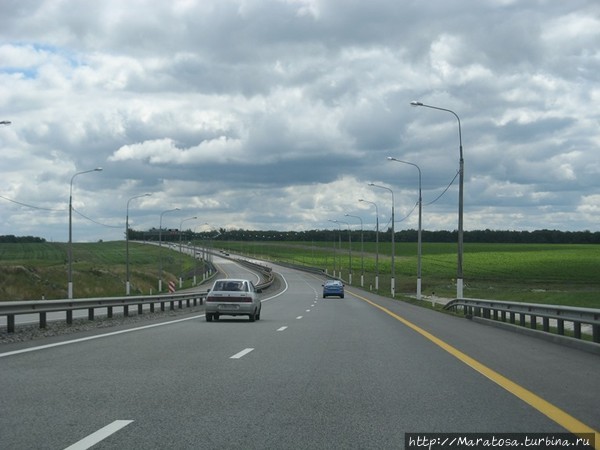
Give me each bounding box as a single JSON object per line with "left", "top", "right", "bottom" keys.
{"left": 444, "top": 298, "right": 600, "bottom": 345}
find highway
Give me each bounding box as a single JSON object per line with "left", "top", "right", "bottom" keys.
{"left": 0, "top": 256, "right": 598, "bottom": 449}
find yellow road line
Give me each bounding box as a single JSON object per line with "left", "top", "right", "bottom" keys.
{"left": 352, "top": 291, "right": 599, "bottom": 447}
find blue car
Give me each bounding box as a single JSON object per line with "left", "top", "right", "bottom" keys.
{"left": 322, "top": 280, "right": 344, "bottom": 298}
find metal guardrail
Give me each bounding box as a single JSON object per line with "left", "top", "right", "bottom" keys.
{"left": 444, "top": 298, "right": 600, "bottom": 344}
{"left": 231, "top": 257, "right": 275, "bottom": 290}
{"left": 0, "top": 291, "right": 209, "bottom": 333}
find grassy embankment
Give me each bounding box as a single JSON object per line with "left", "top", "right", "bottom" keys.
{"left": 0, "top": 241, "right": 206, "bottom": 301}
{"left": 216, "top": 241, "right": 600, "bottom": 309}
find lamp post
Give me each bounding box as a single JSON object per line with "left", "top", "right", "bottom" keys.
{"left": 68, "top": 167, "right": 103, "bottom": 299}
{"left": 411, "top": 100, "right": 464, "bottom": 298}
{"left": 179, "top": 216, "right": 197, "bottom": 287}
{"left": 192, "top": 222, "right": 209, "bottom": 285}
{"left": 359, "top": 199, "right": 379, "bottom": 290}
{"left": 126, "top": 193, "right": 152, "bottom": 295}
{"left": 328, "top": 220, "right": 342, "bottom": 278}
{"left": 388, "top": 157, "right": 423, "bottom": 300}
{"left": 368, "top": 183, "right": 395, "bottom": 296}
{"left": 158, "top": 208, "right": 180, "bottom": 292}
{"left": 345, "top": 214, "right": 364, "bottom": 287}
{"left": 336, "top": 220, "right": 352, "bottom": 284}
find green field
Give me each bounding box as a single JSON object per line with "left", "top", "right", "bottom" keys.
{"left": 0, "top": 241, "right": 207, "bottom": 301}
{"left": 216, "top": 241, "right": 600, "bottom": 308}
{"left": 0, "top": 240, "right": 599, "bottom": 309}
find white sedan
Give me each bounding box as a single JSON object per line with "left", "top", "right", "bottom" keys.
{"left": 205, "top": 278, "right": 262, "bottom": 322}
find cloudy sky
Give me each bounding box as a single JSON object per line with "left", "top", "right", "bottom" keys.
{"left": 1, "top": 0, "right": 599, "bottom": 242}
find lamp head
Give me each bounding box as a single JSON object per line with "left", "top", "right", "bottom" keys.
{"left": 410, "top": 101, "right": 423, "bottom": 107}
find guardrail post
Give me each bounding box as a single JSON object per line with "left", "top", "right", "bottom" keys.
{"left": 66, "top": 310, "right": 73, "bottom": 325}
{"left": 150, "top": 302, "right": 155, "bottom": 313}
{"left": 543, "top": 317, "right": 550, "bottom": 332}
{"left": 40, "top": 312, "right": 47, "bottom": 329}
{"left": 593, "top": 324, "right": 599, "bottom": 343}
{"left": 107, "top": 306, "right": 113, "bottom": 318}
{"left": 7, "top": 314, "right": 15, "bottom": 333}
{"left": 123, "top": 305, "right": 129, "bottom": 317}
{"left": 88, "top": 308, "right": 94, "bottom": 321}
{"left": 574, "top": 322, "right": 581, "bottom": 339}
{"left": 138, "top": 304, "right": 143, "bottom": 315}
{"left": 530, "top": 315, "right": 537, "bottom": 329}
{"left": 557, "top": 320, "right": 564, "bottom": 335}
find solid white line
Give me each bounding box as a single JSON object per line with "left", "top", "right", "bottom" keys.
{"left": 230, "top": 348, "right": 254, "bottom": 359}
{"left": 0, "top": 314, "right": 205, "bottom": 359}
{"left": 63, "top": 420, "right": 133, "bottom": 450}
{"left": 277, "top": 326, "right": 288, "bottom": 331}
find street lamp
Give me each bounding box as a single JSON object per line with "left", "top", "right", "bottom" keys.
{"left": 126, "top": 193, "right": 152, "bottom": 295}
{"left": 359, "top": 199, "right": 379, "bottom": 290}
{"left": 68, "top": 167, "right": 103, "bottom": 299}
{"left": 368, "top": 183, "right": 395, "bottom": 296}
{"left": 192, "top": 222, "right": 209, "bottom": 285}
{"left": 179, "top": 216, "right": 197, "bottom": 287}
{"left": 336, "top": 220, "right": 352, "bottom": 284}
{"left": 411, "top": 100, "right": 464, "bottom": 298}
{"left": 328, "top": 220, "right": 342, "bottom": 278}
{"left": 0, "top": 121, "right": 10, "bottom": 125}
{"left": 158, "top": 208, "right": 180, "bottom": 292}
{"left": 345, "top": 213, "right": 364, "bottom": 287}
{"left": 388, "top": 157, "right": 423, "bottom": 300}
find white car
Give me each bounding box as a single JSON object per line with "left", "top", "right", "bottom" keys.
{"left": 205, "top": 278, "right": 262, "bottom": 322}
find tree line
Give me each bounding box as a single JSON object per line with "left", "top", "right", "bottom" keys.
{"left": 4, "top": 229, "right": 600, "bottom": 244}
{"left": 0, "top": 235, "right": 47, "bottom": 243}
{"left": 127, "top": 228, "right": 600, "bottom": 244}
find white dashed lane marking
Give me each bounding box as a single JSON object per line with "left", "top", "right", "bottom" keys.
{"left": 64, "top": 420, "right": 134, "bottom": 450}
{"left": 230, "top": 348, "right": 254, "bottom": 359}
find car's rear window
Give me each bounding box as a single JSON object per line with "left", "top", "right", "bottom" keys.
{"left": 213, "top": 281, "right": 248, "bottom": 292}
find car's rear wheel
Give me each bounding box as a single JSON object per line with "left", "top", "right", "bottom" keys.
{"left": 206, "top": 313, "right": 213, "bottom": 322}
{"left": 256, "top": 307, "right": 261, "bottom": 320}
{"left": 249, "top": 310, "right": 256, "bottom": 322}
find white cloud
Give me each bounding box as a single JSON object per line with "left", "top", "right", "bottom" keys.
{"left": 1, "top": 0, "right": 599, "bottom": 241}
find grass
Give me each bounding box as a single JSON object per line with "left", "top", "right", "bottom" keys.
{"left": 1, "top": 240, "right": 599, "bottom": 309}
{"left": 215, "top": 241, "right": 600, "bottom": 309}
{"left": 0, "top": 241, "right": 207, "bottom": 301}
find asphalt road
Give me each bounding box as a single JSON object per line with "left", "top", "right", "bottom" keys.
{"left": 0, "top": 257, "right": 598, "bottom": 449}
